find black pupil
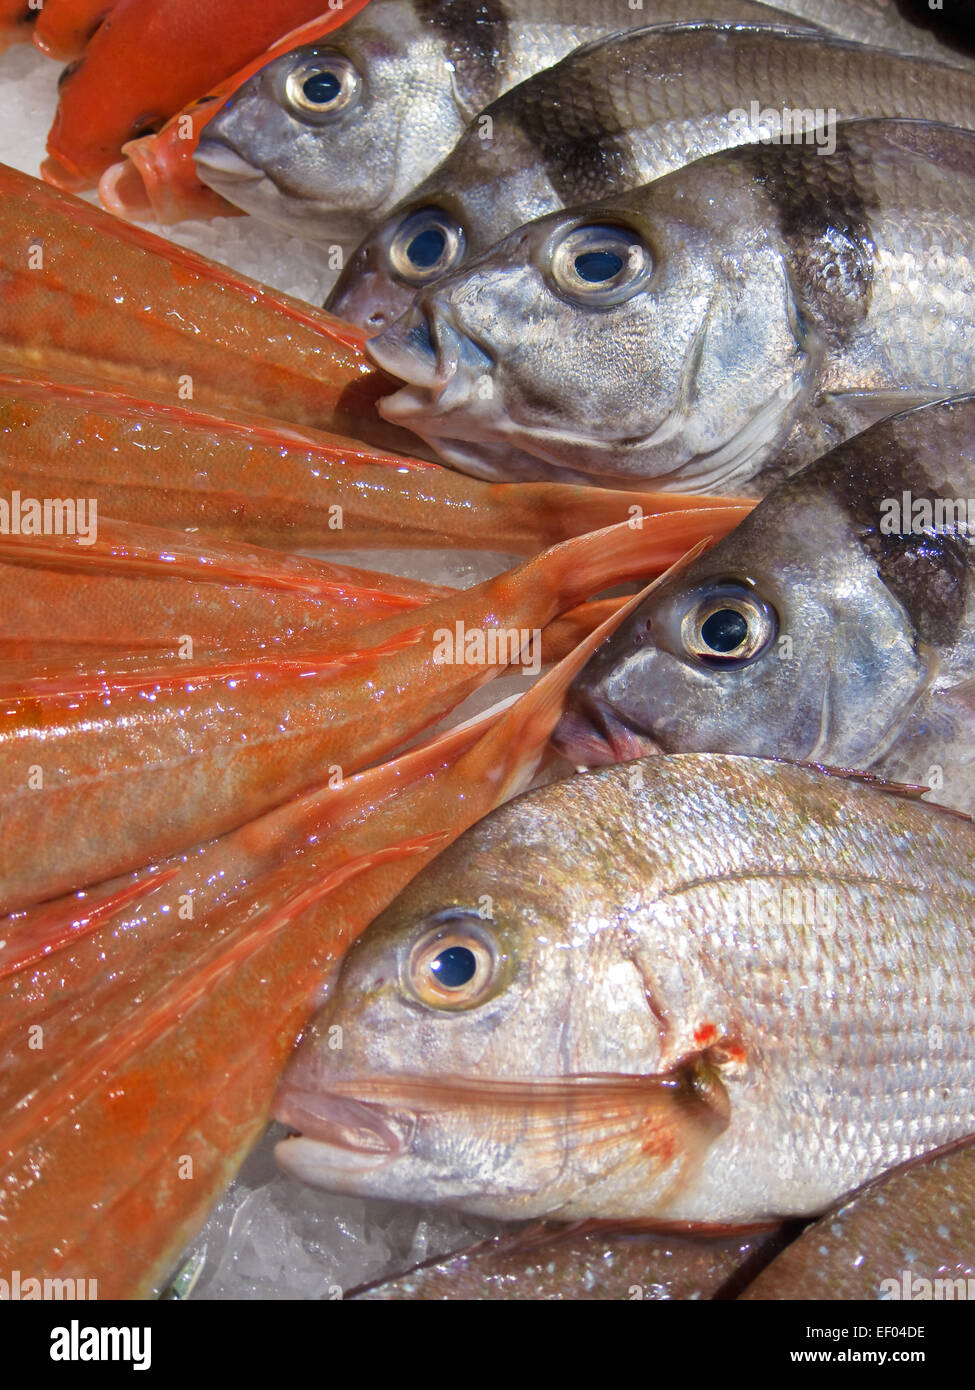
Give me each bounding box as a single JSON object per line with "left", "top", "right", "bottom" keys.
{"left": 303, "top": 70, "right": 341, "bottom": 104}
{"left": 430, "top": 945, "right": 477, "bottom": 988}
{"left": 407, "top": 226, "right": 446, "bottom": 269}
{"left": 574, "top": 249, "right": 623, "bottom": 283}
{"left": 701, "top": 608, "right": 749, "bottom": 653}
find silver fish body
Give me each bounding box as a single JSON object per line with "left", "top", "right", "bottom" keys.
{"left": 195, "top": 0, "right": 812, "bottom": 248}
{"left": 555, "top": 395, "right": 975, "bottom": 815}
{"left": 766, "top": 0, "right": 975, "bottom": 68}
{"left": 367, "top": 118, "right": 975, "bottom": 490}
{"left": 274, "top": 755, "right": 975, "bottom": 1225}
{"left": 330, "top": 23, "right": 975, "bottom": 332}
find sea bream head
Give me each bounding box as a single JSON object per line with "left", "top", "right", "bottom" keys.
{"left": 274, "top": 755, "right": 975, "bottom": 1225}
{"left": 273, "top": 765, "right": 727, "bottom": 1224}
{"left": 326, "top": 16, "right": 888, "bottom": 334}
{"left": 193, "top": 1, "right": 485, "bottom": 245}
{"left": 555, "top": 396, "right": 975, "bottom": 814}
{"left": 365, "top": 141, "right": 825, "bottom": 489}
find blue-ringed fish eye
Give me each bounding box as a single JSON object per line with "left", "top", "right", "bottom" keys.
{"left": 405, "top": 916, "right": 500, "bottom": 1010}
{"left": 680, "top": 583, "right": 778, "bottom": 666}
{"left": 388, "top": 207, "right": 466, "bottom": 285}
{"left": 284, "top": 52, "right": 361, "bottom": 120}
{"left": 548, "top": 223, "right": 653, "bottom": 306}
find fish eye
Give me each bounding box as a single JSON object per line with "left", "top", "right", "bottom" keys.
{"left": 680, "top": 582, "right": 778, "bottom": 666}
{"left": 388, "top": 207, "right": 465, "bottom": 285}
{"left": 548, "top": 223, "right": 653, "bottom": 306}
{"left": 284, "top": 52, "right": 360, "bottom": 119}
{"left": 406, "top": 916, "right": 499, "bottom": 1010}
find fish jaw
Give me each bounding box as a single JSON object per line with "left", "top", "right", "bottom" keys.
{"left": 553, "top": 690, "right": 660, "bottom": 767}
{"left": 366, "top": 299, "right": 528, "bottom": 478}
{"left": 274, "top": 1069, "right": 728, "bottom": 1221}
{"left": 274, "top": 1087, "right": 411, "bottom": 1177}
{"left": 193, "top": 140, "right": 265, "bottom": 187}
{"left": 327, "top": 228, "right": 419, "bottom": 335}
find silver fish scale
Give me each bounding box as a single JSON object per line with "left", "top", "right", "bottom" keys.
{"left": 287, "top": 756, "right": 975, "bottom": 1224}
{"left": 331, "top": 24, "right": 975, "bottom": 332}
{"left": 526, "top": 758, "right": 975, "bottom": 1215}
{"left": 815, "top": 136, "right": 975, "bottom": 394}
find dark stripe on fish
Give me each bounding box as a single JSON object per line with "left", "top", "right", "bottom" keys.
{"left": 805, "top": 425, "right": 969, "bottom": 647}
{"left": 506, "top": 68, "right": 632, "bottom": 204}
{"left": 746, "top": 131, "right": 875, "bottom": 345}
{"left": 414, "top": 0, "right": 509, "bottom": 117}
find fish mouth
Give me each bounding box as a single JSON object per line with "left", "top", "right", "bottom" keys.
{"left": 273, "top": 1085, "right": 409, "bottom": 1171}
{"left": 553, "top": 690, "right": 659, "bottom": 767}
{"left": 366, "top": 305, "right": 494, "bottom": 416}
{"left": 194, "top": 140, "right": 265, "bottom": 185}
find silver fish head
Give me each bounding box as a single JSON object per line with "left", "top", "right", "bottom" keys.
{"left": 366, "top": 168, "right": 816, "bottom": 488}
{"left": 194, "top": 4, "right": 464, "bottom": 245}
{"left": 326, "top": 104, "right": 559, "bottom": 331}
{"left": 556, "top": 426, "right": 959, "bottom": 774}
{"left": 326, "top": 199, "right": 468, "bottom": 334}
{"left": 273, "top": 784, "right": 723, "bottom": 1222}
{"left": 275, "top": 754, "right": 975, "bottom": 1224}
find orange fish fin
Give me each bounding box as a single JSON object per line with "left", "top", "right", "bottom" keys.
{"left": 0, "top": 865, "right": 180, "bottom": 980}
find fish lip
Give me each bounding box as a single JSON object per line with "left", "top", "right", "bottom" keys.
{"left": 194, "top": 139, "right": 265, "bottom": 185}
{"left": 553, "top": 691, "right": 660, "bottom": 767}
{"left": 367, "top": 303, "right": 494, "bottom": 408}
{"left": 273, "top": 1086, "right": 409, "bottom": 1162}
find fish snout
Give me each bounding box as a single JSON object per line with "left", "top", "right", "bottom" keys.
{"left": 273, "top": 1084, "right": 410, "bottom": 1170}
{"left": 326, "top": 242, "right": 416, "bottom": 335}
{"left": 366, "top": 299, "right": 493, "bottom": 420}
{"left": 553, "top": 689, "right": 659, "bottom": 767}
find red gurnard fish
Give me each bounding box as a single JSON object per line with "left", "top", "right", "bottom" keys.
{"left": 0, "top": 515, "right": 624, "bottom": 676}
{"left": 0, "top": 0, "right": 35, "bottom": 50}
{"left": 98, "top": 8, "right": 379, "bottom": 223}
{"left": 32, "top": 0, "right": 121, "bottom": 58}
{"left": 0, "top": 373, "right": 751, "bottom": 552}
{"left": 0, "top": 516, "right": 452, "bottom": 665}
{"left": 0, "top": 163, "right": 411, "bottom": 452}
{"left": 0, "top": 514, "right": 740, "bottom": 914}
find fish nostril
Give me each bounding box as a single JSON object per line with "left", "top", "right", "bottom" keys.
{"left": 366, "top": 310, "right": 388, "bottom": 331}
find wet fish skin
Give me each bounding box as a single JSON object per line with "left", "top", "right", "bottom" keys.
{"left": 367, "top": 119, "right": 975, "bottom": 490}
{"left": 195, "top": 0, "right": 815, "bottom": 248}
{"left": 330, "top": 22, "right": 975, "bottom": 333}
{"left": 774, "top": 0, "right": 975, "bottom": 67}
{"left": 555, "top": 395, "right": 975, "bottom": 817}
{"left": 274, "top": 755, "right": 975, "bottom": 1226}
{"left": 740, "top": 1135, "right": 975, "bottom": 1300}
{"left": 351, "top": 1226, "right": 789, "bottom": 1300}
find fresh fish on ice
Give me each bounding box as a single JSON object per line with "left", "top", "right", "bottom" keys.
{"left": 368, "top": 119, "right": 975, "bottom": 490}
{"left": 275, "top": 755, "right": 975, "bottom": 1225}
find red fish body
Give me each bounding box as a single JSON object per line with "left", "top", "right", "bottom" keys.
{"left": 42, "top": 0, "right": 371, "bottom": 188}
{"left": 0, "top": 163, "right": 414, "bottom": 451}
{"left": 0, "top": 516, "right": 729, "bottom": 914}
